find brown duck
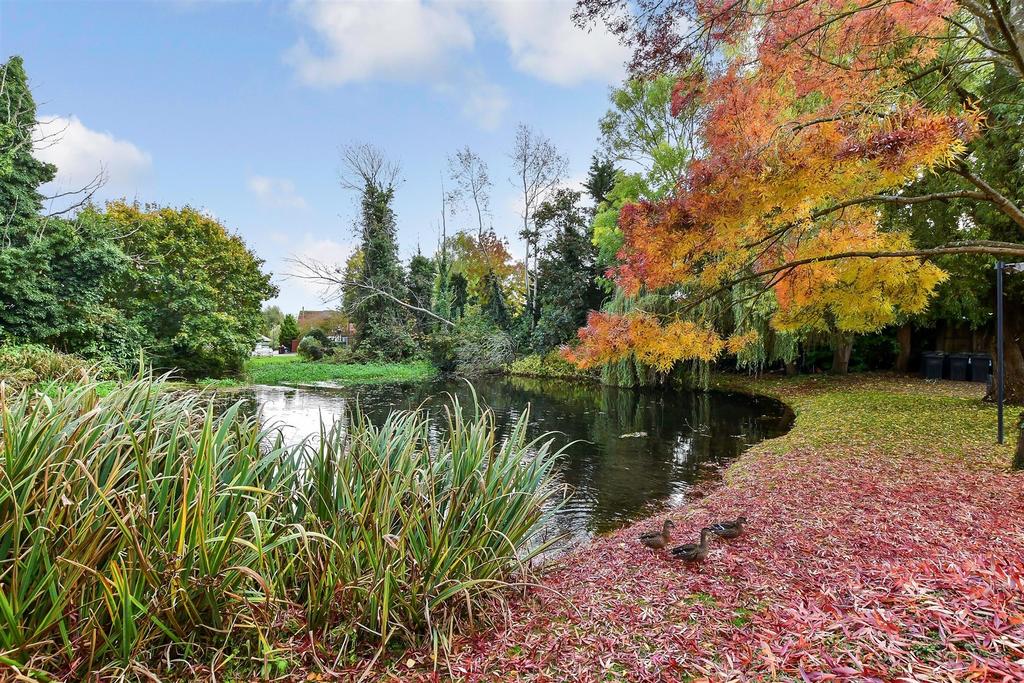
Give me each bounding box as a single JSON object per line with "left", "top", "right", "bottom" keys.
{"left": 671, "top": 528, "right": 713, "bottom": 562}
{"left": 707, "top": 516, "right": 747, "bottom": 539}
{"left": 638, "top": 519, "right": 675, "bottom": 549}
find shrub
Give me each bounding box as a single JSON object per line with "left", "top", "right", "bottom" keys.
{"left": 443, "top": 315, "right": 514, "bottom": 376}
{"left": 0, "top": 344, "right": 109, "bottom": 389}
{"left": 508, "top": 350, "right": 597, "bottom": 380}
{"left": 0, "top": 377, "right": 561, "bottom": 678}
{"left": 297, "top": 335, "right": 324, "bottom": 360}
{"left": 301, "top": 327, "right": 330, "bottom": 345}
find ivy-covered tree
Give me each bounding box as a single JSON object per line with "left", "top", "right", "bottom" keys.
{"left": 0, "top": 57, "right": 142, "bottom": 365}
{"left": 480, "top": 270, "right": 512, "bottom": 331}
{"left": 340, "top": 144, "right": 414, "bottom": 361}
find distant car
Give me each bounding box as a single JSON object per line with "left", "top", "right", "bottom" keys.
{"left": 251, "top": 347, "right": 275, "bottom": 357}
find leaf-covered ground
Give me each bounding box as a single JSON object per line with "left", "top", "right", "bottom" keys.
{"left": 381, "top": 374, "right": 1024, "bottom": 682}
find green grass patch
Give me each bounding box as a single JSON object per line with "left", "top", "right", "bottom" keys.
{"left": 245, "top": 355, "right": 436, "bottom": 387}
{"left": 713, "top": 372, "right": 1016, "bottom": 469}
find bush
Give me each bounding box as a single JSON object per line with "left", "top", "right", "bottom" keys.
{"left": 0, "top": 378, "right": 562, "bottom": 678}
{"left": 452, "top": 316, "right": 514, "bottom": 375}
{"left": 297, "top": 335, "right": 324, "bottom": 360}
{"left": 301, "top": 327, "right": 330, "bottom": 345}
{"left": 0, "top": 344, "right": 110, "bottom": 389}
{"left": 509, "top": 350, "right": 597, "bottom": 380}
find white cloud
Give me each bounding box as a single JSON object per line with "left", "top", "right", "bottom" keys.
{"left": 460, "top": 79, "right": 509, "bottom": 131}
{"left": 480, "top": 1, "right": 629, "bottom": 86}
{"left": 285, "top": 0, "right": 475, "bottom": 86}
{"left": 435, "top": 70, "right": 509, "bottom": 131}
{"left": 247, "top": 175, "right": 308, "bottom": 209}
{"left": 34, "top": 115, "right": 151, "bottom": 206}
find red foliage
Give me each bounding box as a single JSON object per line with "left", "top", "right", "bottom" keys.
{"left": 383, "top": 381, "right": 1024, "bottom": 681}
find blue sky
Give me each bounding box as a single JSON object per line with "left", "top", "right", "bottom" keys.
{"left": 4, "top": 0, "right": 628, "bottom": 313}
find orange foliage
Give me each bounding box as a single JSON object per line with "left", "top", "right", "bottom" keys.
{"left": 571, "top": 0, "right": 970, "bottom": 370}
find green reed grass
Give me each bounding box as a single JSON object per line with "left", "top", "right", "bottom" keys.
{"left": 0, "top": 376, "right": 562, "bottom": 678}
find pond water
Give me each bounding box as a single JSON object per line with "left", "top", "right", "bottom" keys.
{"left": 234, "top": 375, "right": 792, "bottom": 549}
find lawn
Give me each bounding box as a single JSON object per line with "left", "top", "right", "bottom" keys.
{"left": 372, "top": 373, "right": 1024, "bottom": 681}
{"left": 244, "top": 354, "right": 436, "bottom": 387}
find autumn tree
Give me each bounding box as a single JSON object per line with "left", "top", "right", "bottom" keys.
{"left": 569, "top": 0, "right": 1024, "bottom": 390}
{"left": 448, "top": 229, "right": 519, "bottom": 307}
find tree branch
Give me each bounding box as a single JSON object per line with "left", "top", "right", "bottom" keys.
{"left": 287, "top": 257, "right": 455, "bottom": 328}
{"left": 953, "top": 162, "right": 1024, "bottom": 230}
{"left": 683, "top": 239, "right": 1024, "bottom": 316}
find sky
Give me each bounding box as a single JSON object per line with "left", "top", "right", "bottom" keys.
{"left": 2, "top": 0, "right": 629, "bottom": 314}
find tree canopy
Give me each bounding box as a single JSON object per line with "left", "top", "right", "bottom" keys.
{"left": 568, "top": 0, "right": 1024, "bottom": 373}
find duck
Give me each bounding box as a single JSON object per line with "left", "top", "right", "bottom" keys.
{"left": 670, "top": 527, "right": 713, "bottom": 562}
{"left": 638, "top": 519, "right": 675, "bottom": 549}
{"left": 707, "top": 515, "right": 747, "bottom": 539}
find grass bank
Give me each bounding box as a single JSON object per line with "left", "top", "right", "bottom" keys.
{"left": 245, "top": 354, "right": 436, "bottom": 387}
{"left": 385, "top": 373, "right": 1024, "bottom": 680}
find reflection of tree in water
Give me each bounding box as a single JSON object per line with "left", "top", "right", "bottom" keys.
{"left": 235, "top": 377, "right": 791, "bottom": 544}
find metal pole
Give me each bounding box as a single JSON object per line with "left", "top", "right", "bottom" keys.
{"left": 997, "top": 260, "right": 1005, "bottom": 444}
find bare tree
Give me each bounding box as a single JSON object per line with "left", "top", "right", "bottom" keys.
{"left": 509, "top": 123, "right": 568, "bottom": 320}
{"left": 338, "top": 142, "right": 401, "bottom": 193}
{"left": 447, "top": 146, "right": 491, "bottom": 239}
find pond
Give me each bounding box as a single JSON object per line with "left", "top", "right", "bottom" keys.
{"left": 235, "top": 375, "right": 792, "bottom": 550}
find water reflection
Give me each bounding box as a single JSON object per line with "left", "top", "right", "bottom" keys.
{"left": 232, "top": 376, "right": 792, "bottom": 548}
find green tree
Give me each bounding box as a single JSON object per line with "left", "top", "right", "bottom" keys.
{"left": 583, "top": 155, "right": 616, "bottom": 207}
{"left": 532, "top": 189, "right": 603, "bottom": 352}
{"left": 262, "top": 305, "right": 284, "bottom": 333}
{"left": 406, "top": 250, "right": 436, "bottom": 335}
{"left": 101, "top": 201, "right": 277, "bottom": 377}
{"left": 0, "top": 57, "right": 142, "bottom": 365}
{"left": 0, "top": 56, "right": 54, "bottom": 230}
{"left": 279, "top": 314, "right": 299, "bottom": 349}
{"left": 340, "top": 144, "right": 414, "bottom": 361}
{"left": 480, "top": 271, "right": 512, "bottom": 331}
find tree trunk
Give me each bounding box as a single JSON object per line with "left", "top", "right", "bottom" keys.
{"left": 831, "top": 335, "right": 853, "bottom": 374}
{"left": 785, "top": 360, "right": 797, "bottom": 376}
{"left": 895, "top": 324, "right": 912, "bottom": 373}
{"left": 987, "top": 303, "right": 1024, "bottom": 404}
{"left": 1015, "top": 412, "right": 1024, "bottom": 470}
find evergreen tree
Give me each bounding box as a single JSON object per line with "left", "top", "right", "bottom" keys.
{"left": 279, "top": 314, "right": 299, "bottom": 349}
{"left": 0, "top": 56, "right": 54, "bottom": 227}
{"left": 0, "top": 57, "right": 137, "bottom": 363}
{"left": 406, "top": 249, "right": 436, "bottom": 335}
{"left": 532, "top": 189, "right": 603, "bottom": 352}
{"left": 431, "top": 247, "right": 455, "bottom": 324}
{"left": 451, "top": 272, "right": 469, "bottom": 320}
{"left": 480, "top": 270, "right": 512, "bottom": 331}
{"left": 583, "top": 155, "right": 616, "bottom": 207}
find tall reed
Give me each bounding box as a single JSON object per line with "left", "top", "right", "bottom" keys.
{"left": 0, "top": 377, "right": 562, "bottom": 678}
